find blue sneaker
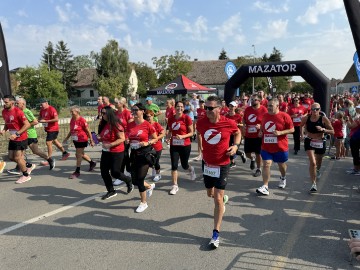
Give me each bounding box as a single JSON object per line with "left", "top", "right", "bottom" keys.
{"left": 209, "top": 230, "right": 220, "bottom": 249}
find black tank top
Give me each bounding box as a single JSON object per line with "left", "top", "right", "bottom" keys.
{"left": 306, "top": 115, "right": 324, "bottom": 133}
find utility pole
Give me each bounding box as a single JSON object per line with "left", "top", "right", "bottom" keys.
{"left": 252, "top": 44, "right": 256, "bottom": 94}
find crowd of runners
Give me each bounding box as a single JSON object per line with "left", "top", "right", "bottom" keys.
{"left": 1, "top": 90, "right": 360, "bottom": 250}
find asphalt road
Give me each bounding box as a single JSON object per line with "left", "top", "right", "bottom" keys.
{"left": 0, "top": 141, "right": 360, "bottom": 270}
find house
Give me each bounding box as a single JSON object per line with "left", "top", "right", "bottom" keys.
{"left": 338, "top": 64, "right": 360, "bottom": 94}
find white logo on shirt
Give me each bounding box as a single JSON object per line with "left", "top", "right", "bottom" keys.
{"left": 248, "top": 114, "right": 257, "bottom": 123}
{"left": 9, "top": 115, "right": 14, "bottom": 121}
{"left": 204, "top": 129, "right": 222, "bottom": 144}
{"left": 136, "top": 130, "right": 143, "bottom": 136}
{"left": 171, "top": 122, "right": 181, "bottom": 130}
{"left": 264, "top": 121, "right": 276, "bottom": 132}
{"left": 103, "top": 130, "right": 109, "bottom": 136}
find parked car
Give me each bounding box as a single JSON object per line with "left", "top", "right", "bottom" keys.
{"left": 86, "top": 100, "right": 98, "bottom": 106}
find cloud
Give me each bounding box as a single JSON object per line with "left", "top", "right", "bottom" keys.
{"left": 256, "top": 19, "right": 288, "bottom": 42}
{"left": 296, "top": 0, "right": 343, "bottom": 25}
{"left": 129, "top": 0, "right": 173, "bottom": 15}
{"left": 173, "top": 16, "right": 208, "bottom": 41}
{"left": 213, "top": 13, "right": 245, "bottom": 44}
{"left": 55, "top": 3, "right": 78, "bottom": 23}
{"left": 253, "top": 0, "right": 289, "bottom": 14}
{"left": 84, "top": 4, "right": 125, "bottom": 24}
{"left": 16, "top": 10, "right": 28, "bottom": 18}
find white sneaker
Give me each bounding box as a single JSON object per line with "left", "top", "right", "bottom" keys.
{"left": 256, "top": 185, "right": 269, "bottom": 195}
{"left": 124, "top": 171, "right": 131, "bottom": 177}
{"left": 146, "top": 183, "right": 155, "bottom": 198}
{"left": 278, "top": 177, "right": 286, "bottom": 189}
{"left": 136, "top": 202, "right": 148, "bottom": 213}
{"left": 113, "top": 179, "right": 124, "bottom": 186}
{"left": 189, "top": 167, "right": 196, "bottom": 181}
{"left": 169, "top": 185, "right": 179, "bottom": 195}
{"left": 153, "top": 174, "right": 161, "bottom": 182}
{"left": 151, "top": 168, "right": 156, "bottom": 177}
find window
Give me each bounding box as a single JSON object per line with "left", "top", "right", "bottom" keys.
{"left": 90, "top": 90, "right": 94, "bottom": 97}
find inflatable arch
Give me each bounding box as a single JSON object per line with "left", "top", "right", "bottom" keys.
{"left": 224, "top": 60, "right": 330, "bottom": 114}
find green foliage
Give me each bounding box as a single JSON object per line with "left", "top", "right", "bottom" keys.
{"left": 95, "top": 75, "right": 128, "bottom": 99}
{"left": 218, "top": 48, "right": 229, "bottom": 60}
{"left": 73, "top": 55, "right": 95, "bottom": 69}
{"left": 152, "top": 50, "right": 191, "bottom": 85}
{"left": 16, "top": 64, "right": 68, "bottom": 110}
{"left": 290, "top": 81, "right": 313, "bottom": 93}
{"left": 133, "top": 62, "right": 158, "bottom": 97}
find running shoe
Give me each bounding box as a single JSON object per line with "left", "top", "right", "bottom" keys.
{"left": 169, "top": 185, "right": 179, "bottom": 195}
{"left": 26, "top": 164, "right": 36, "bottom": 175}
{"left": 101, "top": 191, "right": 117, "bottom": 200}
{"left": 113, "top": 179, "right": 124, "bottom": 186}
{"left": 209, "top": 231, "right": 220, "bottom": 249}
{"left": 15, "top": 175, "right": 32, "bottom": 184}
{"left": 256, "top": 185, "right": 269, "bottom": 195}
{"left": 189, "top": 167, "right": 196, "bottom": 180}
{"left": 136, "top": 202, "right": 148, "bottom": 213}
{"left": 124, "top": 171, "right": 131, "bottom": 177}
{"left": 146, "top": 183, "right": 155, "bottom": 198}
{"left": 0, "top": 161, "right": 6, "bottom": 173}
{"left": 127, "top": 183, "right": 134, "bottom": 194}
{"left": 194, "top": 155, "right": 202, "bottom": 161}
{"left": 7, "top": 168, "right": 21, "bottom": 175}
{"left": 61, "top": 152, "right": 70, "bottom": 161}
{"left": 230, "top": 162, "right": 236, "bottom": 169}
{"left": 239, "top": 151, "right": 247, "bottom": 163}
{"left": 253, "top": 168, "right": 262, "bottom": 177}
{"left": 316, "top": 170, "right": 322, "bottom": 180}
{"left": 69, "top": 172, "right": 80, "bottom": 179}
{"left": 40, "top": 161, "right": 49, "bottom": 166}
{"left": 250, "top": 158, "right": 255, "bottom": 170}
{"left": 153, "top": 174, "right": 161, "bottom": 182}
{"left": 278, "top": 177, "right": 286, "bottom": 189}
{"left": 89, "top": 161, "right": 96, "bottom": 172}
{"left": 310, "top": 183, "right": 317, "bottom": 193}
{"left": 347, "top": 169, "right": 360, "bottom": 175}
{"left": 49, "top": 159, "right": 55, "bottom": 170}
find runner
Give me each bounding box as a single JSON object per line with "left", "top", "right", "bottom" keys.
{"left": 38, "top": 98, "right": 70, "bottom": 162}
{"left": 127, "top": 103, "right": 158, "bottom": 213}
{"left": 166, "top": 100, "right": 196, "bottom": 195}
{"left": 165, "top": 98, "right": 176, "bottom": 148}
{"left": 287, "top": 97, "right": 307, "bottom": 155}
{"left": 145, "top": 109, "right": 165, "bottom": 182}
{"left": 63, "top": 106, "right": 96, "bottom": 179}
{"left": 243, "top": 94, "right": 268, "bottom": 176}
{"left": 97, "top": 106, "right": 133, "bottom": 200}
{"left": 145, "top": 97, "right": 161, "bottom": 122}
{"left": 96, "top": 96, "right": 104, "bottom": 120}
{"left": 300, "top": 103, "right": 334, "bottom": 193}
{"left": 1, "top": 95, "right": 31, "bottom": 184}
{"left": 196, "top": 95, "right": 241, "bottom": 249}
{"left": 220, "top": 100, "right": 229, "bottom": 116}
{"left": 255, "top": 98, "right": 294, "bottom": 195}
{"left": 194, "top": 100, "right": 206, "bottom": 161}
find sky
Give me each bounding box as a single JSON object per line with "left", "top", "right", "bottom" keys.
{"left": 0, "top": 0, "right": 356, "bottom": 81}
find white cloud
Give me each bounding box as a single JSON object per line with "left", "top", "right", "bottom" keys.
{"left": 128, "top": 0, "right": 174, "bottom": 16}
{"left": 213, "top": 13, "right": 245, "bottom": 44}
{"left": 55, "top": 3, "right": 78, "bottom": 23}
{"left": 84, "top": 4, "right": 125, "bottom": 24}
{"left": 16, "top": 10, "right": 28, "bottom": 18}
{"left": 253, "top": 0, "right": 289, "bottom": 14}
{"left": 256, "top": 19, "right": 288, "bottom": 42}
{"left": 173, "top": 16, "right": 208, "bottom": 42}
{"left": 296, "top": 0, "right": 343, "bottom": 25}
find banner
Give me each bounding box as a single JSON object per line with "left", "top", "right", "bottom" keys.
{"left": 224, "top": 61, "right": 240, "bottom": 95}
{"left": 354, "top": 51, "right": 360, "bottom": 82}
{"left": 0, "top": 23, "right": 12, "bottom": 98}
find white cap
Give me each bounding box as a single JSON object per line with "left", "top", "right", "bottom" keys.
{"left": 229, "top": 101, "right": 237, "bottom": 107}
{"left": 356, "top": 105, "right": 360, "bottom": 109}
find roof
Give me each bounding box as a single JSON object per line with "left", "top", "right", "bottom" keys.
{"left": 342, "top": 64, "right": 358, "bottom": 83}
{"left": 187, "top": 59, "right": 230, "bottom": 85}
{"left": 72, "top": 68, "right": 97, "bottom": 88}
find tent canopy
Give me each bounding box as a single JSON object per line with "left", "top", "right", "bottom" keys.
{"left": 147, "top": 75, "right": 215, "bottom": 95}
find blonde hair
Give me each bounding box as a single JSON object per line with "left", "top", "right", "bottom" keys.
{"left": 70, "top": 105, "right": 81, "bottom": 113}
{"left": 115, "top": 97, "right": 128, "bottom": 108}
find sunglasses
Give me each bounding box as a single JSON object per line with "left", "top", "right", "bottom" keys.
{"left": 204, "top": 106, "right": 219, "bottom": 111}
{"left": 311, "top": 108, "right": 320, "bottom": 111}
{"left": 294, "top": 99, "right": 299, "bottom": 101}
{"left": 131, "top": 109, "right": 139, "bottom": 112}
{"left": 242, "top": 99, "right": 248, "bottom": 101}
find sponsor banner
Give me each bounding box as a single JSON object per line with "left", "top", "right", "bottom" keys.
{"left": 224, "top": 61, "right": 237, "bottom": 79}
{"left": 248, "top": 63, "right": 297, "bottom": 74}
{"left": 353, "top": 51, "right": 360, "bottom": 82}
{"left": 0, "top": 23, "right": 12, "bottom": 97}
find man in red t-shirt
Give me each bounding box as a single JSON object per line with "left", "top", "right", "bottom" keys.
{"left": 256, "top": 98, "right": 294, "bottom": 196}
{"left": 38, "top": 98, "right": 69, "bottom": 161}
{"left": 196, "top": 95, "right": 241, "bottom": 249}
{"left": 1, "top": 95, "right": 31, "bottom": 184}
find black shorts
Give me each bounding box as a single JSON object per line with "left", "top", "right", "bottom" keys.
{"left": 46, "top": 131, "right": 59, "bottom": 141}
{"left": 304, "top": 137, "right": 326, "bottom": 155}
{"left": 8, "top": 139, "right": 28, "bottom": 151}
{"left": 202, "top": 161, "right": 229, "bottom": 190}
{"left": 244, "top": 137, "right": 262, "bottom": 154}
{"left": 73, "top": 141, "right": 88, "bottom": 149}
{"left": 27, "top": 138, "right": 38, "bottom": 145}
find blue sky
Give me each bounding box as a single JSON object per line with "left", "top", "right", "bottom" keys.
{"left": 0, "top": 0, "right": 355, "bottom": 81}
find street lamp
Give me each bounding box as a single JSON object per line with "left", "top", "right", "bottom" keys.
{"left": 252, "top": 44, "right": 256, "bottom": 94}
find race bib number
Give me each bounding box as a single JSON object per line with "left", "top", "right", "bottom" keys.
{"left": 203, "top": 164, "right": 220, "bottom": 178}
{"left": 102, "top": 147, "right": 109, "bottom": 152}
{"left": 172, "top": 138, "right": 185, "bottom": 146}
{"left": 310, "top": 139, "right": 323, "bottom": 149}
{"left": 264, "top": 134, "right": 278, "bottom": 144}
{"left": 247, "top": 126, "right": 257, "bottom": 133}
{"left": 42, "top": 123, "right": 48, "bottom": 127}
{"left": 293, "top": 117, "right": 301, "bottom": 123}
{"left": 71, "top": 135, "right": 78, "bottom": 141}
{"left": 130, "top": 142, "right": 141, "bottom": 149}
{"left": 9, "top": 129, "right": 17, "bottom": 135}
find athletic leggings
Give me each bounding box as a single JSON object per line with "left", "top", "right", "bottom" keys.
{"left": 100, "top": 151, "right": 131, "bottom": 192}
{"left": 154, "top": 150, "right": 162, "bottom": 171}
{"left": 170, "top": 145, "right": 191, "bottom": 171}
{"left": 120, "top": 143, "right": 131, "bottom": 173}
{"left": 130, "top": 151, "right": 150, "bottom": 192}
{"left": 293, "top": 126, "right": 301, "bottom": 151}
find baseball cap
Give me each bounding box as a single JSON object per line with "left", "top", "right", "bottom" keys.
{"left": 39, "top": 98, "right": 48, "bottom": 103}
{"left": 229, "top": 101, "right": 237, "bottom": 107}
{"left": 145, "top": 97, "right": 153, "bottom": 101}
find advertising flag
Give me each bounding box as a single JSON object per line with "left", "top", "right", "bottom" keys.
{"left": 354, "top": 51, "right": 360, "bottom": 82}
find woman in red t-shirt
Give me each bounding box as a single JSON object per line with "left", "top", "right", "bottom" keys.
{"left": 331, "top": 111, "right": 345, "bottom": 160}
{"left": 127, "top": 103, "right": 158, "bottom": 213}
{"left": 63, "top": 106, "right": 96, "bottom": 179}
{"left": 145, "top": 109, "right": 165, "bottom": 182}
{"left": 97, "top": 106, "right": 133, "bottom": 200}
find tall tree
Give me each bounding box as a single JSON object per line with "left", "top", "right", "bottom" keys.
{"left": 218, "top": 48, "right": 229, "bottom": 60}
{"left": 73, "top": 55, "right": 95, "bottom": 69}
{"left": 133, "top": 62, "right": 158, "bottom": 97}
{"left": 41, "top": 41, "right": 55, "bottom": 71}
{"left": 152, "top": 50, "right": 191, "bottom": 85}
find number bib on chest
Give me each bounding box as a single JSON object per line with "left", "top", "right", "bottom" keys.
{"left": 203, "top": 164, "right": 220, "bottom": 178}
{"left": 9, "top": 129, "right": 17, "bottom": 135}
{"left": 130, "top": 141, "right": 141, "bottom": 149}
{"left": 264, "top": 134, "right": 278, "bottom": 144}
{"left": 310, "top": 139, "right": 323, "bottom": 148}
{"left": 42, "top": 123, "right": 48, "bottom": 127}
{"left": 293, "top": 117, "right": 301, "bottom": 123}
{"left": 247, "top": 125, "right": 257, "bottom": 133}
{"left": 172, "top": 137, "right": 185, "bottom": 146}
{"left": 71, "top": 135, "right": 78, "bottom": 141}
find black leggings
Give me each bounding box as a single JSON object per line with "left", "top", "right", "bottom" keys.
{"left": 350, "top": 137, "right": 360, "bottom": 166}
{"left": 293, "top": 126, "right": 300, "bottom": 151}
{"left": 170, "top": 145, "right": 191, "bottom": 171}
{"left": 130, "top": 151, "right": 150, "bottom": 192}
{"left": 100, "top": 151, "right": 131, "bottom": 192}
{"left": 120, "top": 143, "right": 131, "bottom": 173}
{"left": 154, "top": 150, "right": 162, "bottom": 171}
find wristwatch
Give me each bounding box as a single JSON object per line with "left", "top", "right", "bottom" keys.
{"left": 15, "top": 132, "right": 20, "bottom": 137}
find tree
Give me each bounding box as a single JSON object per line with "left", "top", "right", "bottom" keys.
{"left": 290, "top": 81, "right": 313, "bottom": 94}
{"left": 41, "top": 41, "right": 55, "bottom": 71}
{"left": 152, "top": 51, "right": 192, "bottom": 85}
{"left": 73, "top": 55, "right": 95, "bottom": 69}
{"left": 16, "top": 64, "right": 68, "bottom": 110}
{"left": 133, "top": 62, "right": 158, "bottom": 97}
{"left": 218, "top": 48, "right": 229, "bottom": 60}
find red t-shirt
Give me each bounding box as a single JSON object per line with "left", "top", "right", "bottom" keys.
{"left": 70, "top": 117, "right": 89, "bottom": 142}
{"left": 279, "top": 102, "right": 288, "bottom": 112}
{"left": 99, "top": 123, "right": 125, "bottom": 152}
{"left": 127, "top": 121, "right": 156, "bottom": 147}
{"left": 39, "top": 105, "right": 59, "bottom": 132}
{"left": 261, "top": 112, "right": 293, "bottom": 153}
{"left": 197, "top": 108, "right": 206, "bottom": 120}
{"left": 332, "top": 119, "right": 343, "bottom": 138}
{"left": 220, "top": 107, "right": 230, "bottom": 116}
{"left": 167, "top": 114, "right": 193, "bottom": 146}
{"left": 2, "top": 107, "right": 28, "bottom": 141}
{"left": 116, "top": 109, "right": 133, "bottom": 131}
{"left": 97, "top": 104, "right": 104, "bottom": 114}
{"left": 197, "top": 115, "right": 239, "bottom": 166}
{"left": 287, "top": 105, "right": 306, "bottom": 127}
{"left": 243, "top": 105, "right": 268, "bottom": 138}
{"left": 260, "top": 98, "right": 268, "bottom": 107}
{"left": 226, "top": 113, "right": 242, "bottom": 124}
{"left": 151, "top": 122, "right": 164, "bottom": 151}
{"left": 165, "top": 107, "right": 176, "bottom": 120}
